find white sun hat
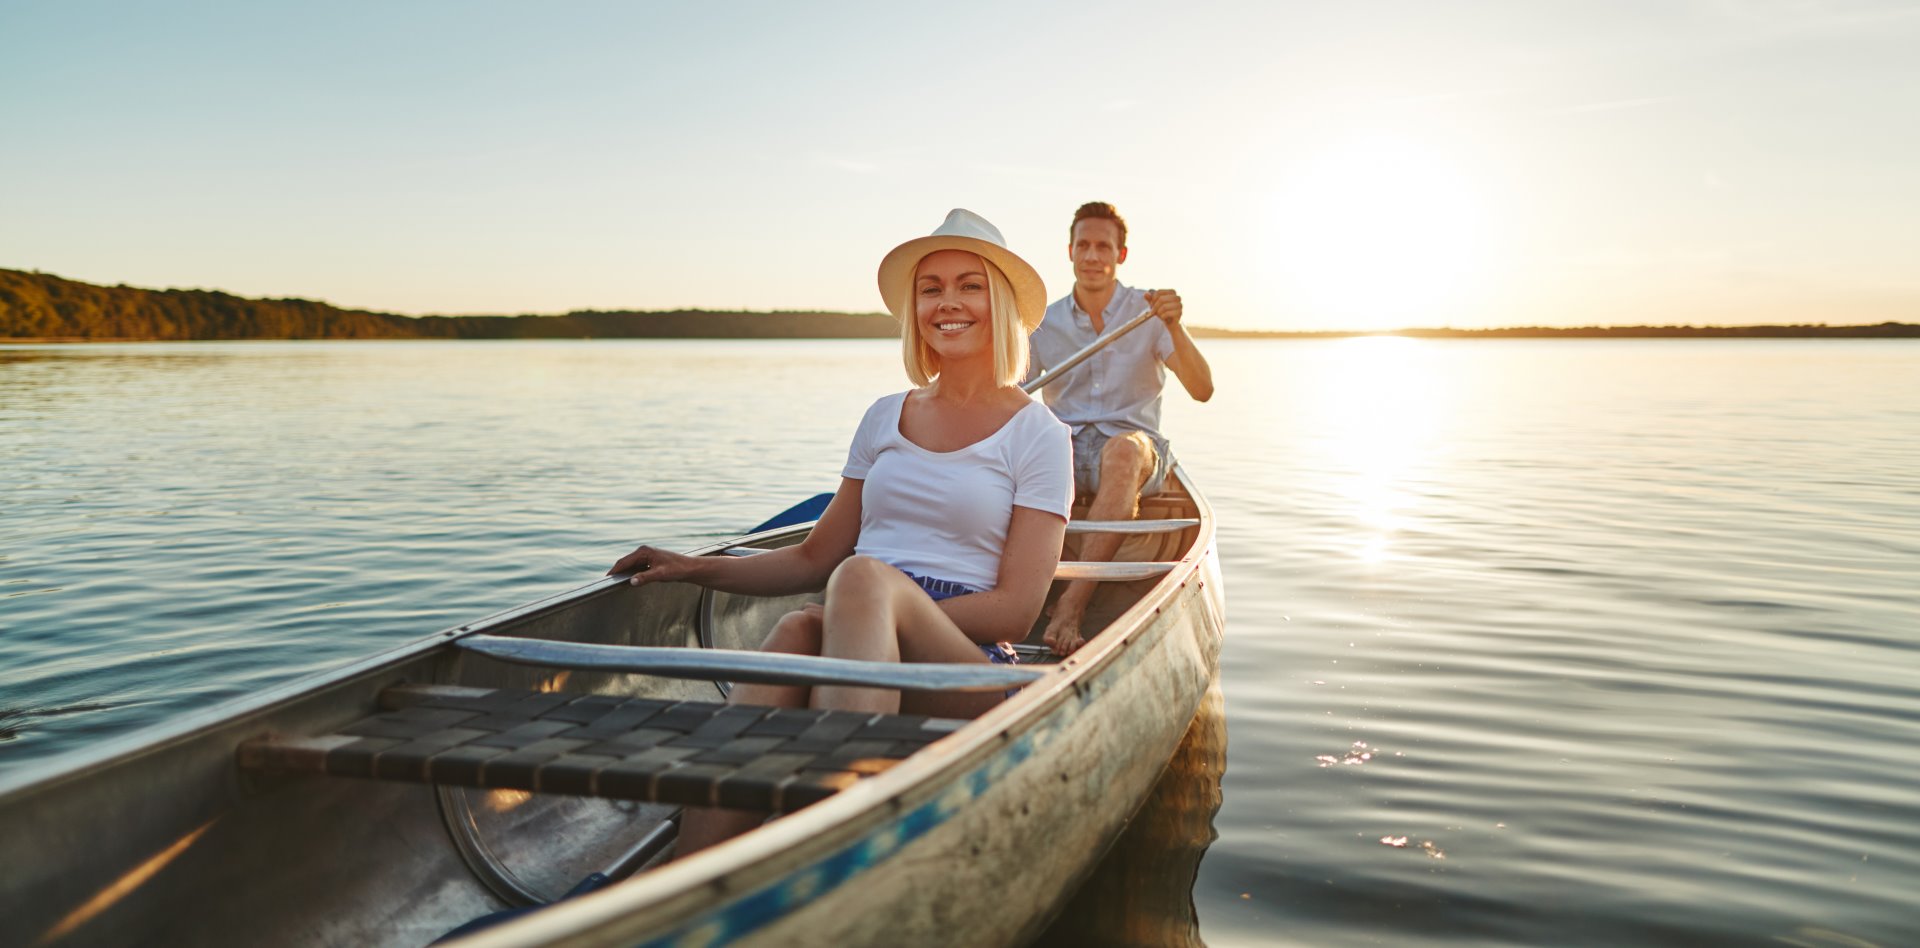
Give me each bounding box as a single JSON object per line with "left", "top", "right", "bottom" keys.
{"left": 877, "top": 208, "right": 1047, "bottom": 333}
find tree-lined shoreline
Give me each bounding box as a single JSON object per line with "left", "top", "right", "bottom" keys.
{"left": 0, "top": 268, "right": 897, "bottom": 342}
{"left": 3, "top": 267, "right": 1914, "bottom": 342}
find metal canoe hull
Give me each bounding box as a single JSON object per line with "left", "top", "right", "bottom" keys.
{"left": 1, "top": 579, "right": 712, "bottom": 946}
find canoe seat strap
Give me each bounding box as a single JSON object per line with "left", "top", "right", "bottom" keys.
{"left": 238, "top": 684, "right": 964, "bottom": 813}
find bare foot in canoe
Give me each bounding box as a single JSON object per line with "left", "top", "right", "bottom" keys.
{"left": 1044, "top": 582, "right": 1094, "bottom": 656}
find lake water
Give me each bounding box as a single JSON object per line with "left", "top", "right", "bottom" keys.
{"left": 3, "top": 339, "right": 1917, "bottom": 946}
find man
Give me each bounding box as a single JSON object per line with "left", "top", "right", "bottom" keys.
{"left": 1029, "top": 201, "right": 1213, "bottom": 655}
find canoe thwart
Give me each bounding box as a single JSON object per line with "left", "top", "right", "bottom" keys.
{"left": 718, "top": 548, "right": 1184, "bottom": 578}
{"left": 1063, "top": 519, "right": 1199, "bottom": 535}
{"left": 1054, "top": 561, "right": 1179, "bottom": 582}
{"left": 457, "top": 636, "right": 1047, "bottom": 692}
{"left": 238, "top": 685, "right": 966, "bottom": 813}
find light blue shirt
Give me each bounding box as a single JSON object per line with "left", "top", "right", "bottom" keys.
{"left": 1028, "top": 282, "right": 1176, "bottom": 442}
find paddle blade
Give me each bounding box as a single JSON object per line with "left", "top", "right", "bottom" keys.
{"left": 750, "top": 492, "right": 834, "bottom": 532}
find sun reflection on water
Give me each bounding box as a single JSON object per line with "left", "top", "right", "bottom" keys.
{"left": 1310, "top": 337, "right": 1450, "bottom": 564}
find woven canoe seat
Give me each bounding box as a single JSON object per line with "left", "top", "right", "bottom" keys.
{"left": 238, "top": 684, "right": 965, "bottom": 812}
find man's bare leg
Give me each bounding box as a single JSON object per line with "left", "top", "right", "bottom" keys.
{"left": 1044, "top": 432, "right": 1154, "bottom": 655}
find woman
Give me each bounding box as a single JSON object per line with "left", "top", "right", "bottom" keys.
{"left": 608, "top": 209, "right": 1071, "bottom": 851}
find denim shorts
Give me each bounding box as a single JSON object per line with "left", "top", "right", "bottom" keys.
{"left": 1071, "top": 426, "right": 1171, "bottom": 499}
{"left": 899, "top": 569, "right": 1019, "bottom": 666}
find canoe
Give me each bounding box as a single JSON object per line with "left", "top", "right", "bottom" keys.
{"left": 0, "top": 466, "right": 1224, "bottom": 947}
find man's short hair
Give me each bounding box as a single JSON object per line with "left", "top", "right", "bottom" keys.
{"left": 1070, "top": 202, "right": 1127, "bottom": 248}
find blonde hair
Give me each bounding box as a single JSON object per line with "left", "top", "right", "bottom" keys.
{"left": 897, "top": 255, "right": 1030, "bottom": 387}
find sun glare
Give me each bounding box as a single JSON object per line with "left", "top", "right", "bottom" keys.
{"left": 1314, "top": 336, "right": 1448, "bottom": 564}
{"left": 1268, "top": 134, "right": 1496, "bottom": 329}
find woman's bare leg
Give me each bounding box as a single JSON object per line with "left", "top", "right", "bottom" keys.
{"left": 682, "top": 561, "right": 1011, "bottom": 856}
{"left": 677, "top": 607, "right": 820, "bottom": 857}
{"left": 724, "top": 603, "right": 821, "bottom": 710}
{"left": 813, "top": 556, "right": 1004, "bottom": 719}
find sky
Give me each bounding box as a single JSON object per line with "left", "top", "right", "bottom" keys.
{"left": 2, "top": 1, "right": 1917, "bottom": 331}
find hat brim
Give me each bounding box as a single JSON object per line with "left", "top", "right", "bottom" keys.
{"left": 877, "top": 235, "right": 1047, "bottom": 334}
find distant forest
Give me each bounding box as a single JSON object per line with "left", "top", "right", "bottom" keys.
{"left": 3, "top": 267, "right": 1914, "bottom": 341}
{"left": 0, "top": 268, "right": 898, "bottom": 341}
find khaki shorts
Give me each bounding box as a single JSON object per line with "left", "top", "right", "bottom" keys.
{"left": 1071, "top": 426, "right": 1171, "bottom": 499}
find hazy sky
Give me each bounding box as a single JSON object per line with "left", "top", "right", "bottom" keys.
{"left": 3, "top": 1, "right": 1916, "bottom": 330}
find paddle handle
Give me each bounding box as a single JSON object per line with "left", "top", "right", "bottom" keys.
{"left": 1021, "top": 306, "right": 1157, "bottom": 395}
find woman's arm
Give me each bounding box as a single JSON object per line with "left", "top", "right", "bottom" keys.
{"left": 608, "top": 477, "right": 865, "bottom": 596}
{"left": 935, "top": 505, "right": 1067, "bottom": 644}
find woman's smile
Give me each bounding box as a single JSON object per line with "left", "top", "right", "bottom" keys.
{"left": 914, "top": 249, "right": 994, "bottom": 358}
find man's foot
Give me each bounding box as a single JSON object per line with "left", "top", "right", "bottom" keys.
{"left": 1043, "top": 582, "right": 1095, "bottom": 655}
{"left": 1043, "top": 611, "right": 1084, "bottom": 657}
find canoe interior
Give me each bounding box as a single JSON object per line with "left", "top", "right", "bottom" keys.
{"left": 0, "top": 473, "right": 1209, "bottom": 947}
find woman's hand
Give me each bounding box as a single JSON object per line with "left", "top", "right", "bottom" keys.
{"left": 605, "top": 479, "right": 862, "bottom": 597}
{"left": 608, "top": 544, "right": 702, "bottom": 586}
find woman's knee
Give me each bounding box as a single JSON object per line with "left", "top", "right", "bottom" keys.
{"left": 826, "top": 554, "right": 899, "bottom": 593}
{"left": 761, "top": 608, "right": 823, "bottom": 654}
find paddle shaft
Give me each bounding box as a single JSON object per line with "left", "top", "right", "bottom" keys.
{"left": 1021, "top": 306, "right": 1157, "bottom": 395}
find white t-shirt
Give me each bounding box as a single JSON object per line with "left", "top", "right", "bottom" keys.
{"left": 841, "top": 390, "right": 1073, "bottom": 591}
